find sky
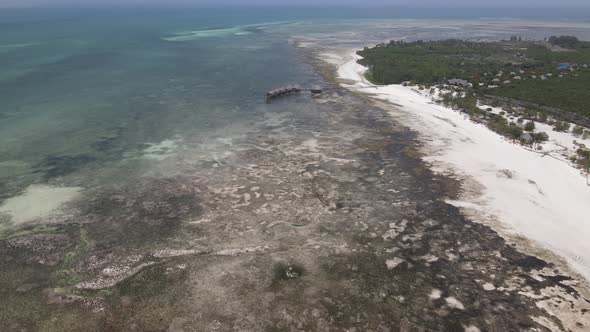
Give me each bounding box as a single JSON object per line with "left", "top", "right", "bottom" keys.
{"left": 1, "top": 0, "right": 588, "bottom": 7}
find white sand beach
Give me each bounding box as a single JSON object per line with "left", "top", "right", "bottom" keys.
{"left": 327, "top": 50, "right": 590, "bottom": 283}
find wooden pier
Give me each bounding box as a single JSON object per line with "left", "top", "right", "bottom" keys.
{"left": 266, "top": 84, "right": 323, "bottom": 101}
{"left": 266, "top": 85, "right": 302, "bottom": 100}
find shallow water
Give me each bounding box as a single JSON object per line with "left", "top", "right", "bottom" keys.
{"left": 2, "top": 8, "right": 590, "bottom": 331}
{"left": 0, "top": 11, "right": 320, "bottom": 199}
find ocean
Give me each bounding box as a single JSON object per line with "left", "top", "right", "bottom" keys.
{"left": 0, "top": 9, "right": 315, "bottom": 196}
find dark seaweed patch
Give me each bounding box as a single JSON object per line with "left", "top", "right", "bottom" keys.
{"left": 35, "top": 154, "right": 96, "bottom": 179}
{"left": 0, "top": 180, "right": 11, "bottom": 201}
{"left": 79, "top": 177, "right": 202, "bottom": 246}
{"left": 273, "top": 262, "right": 305, "bottom": 283}
{"left": 539, "top": 274, "right": 580, "bottom": 296}
{"left": 515, "top": 255, "right": 549, "bottom": 269}
{"left": 91, "top": 136, "right": 118, "bottom": 152}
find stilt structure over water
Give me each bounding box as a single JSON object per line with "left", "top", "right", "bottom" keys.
{"left": 266, "top": 85, "right": 302, "bottom": 100}
{"left": 266, "top": 84, "right": 325, "bottom": 101}
{"left": 310, "top": 85, "right": 323, "bottom": 94}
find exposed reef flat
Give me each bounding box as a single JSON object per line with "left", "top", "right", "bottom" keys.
{"left": 2, "top": 85, "right": 590, "bottom": 331}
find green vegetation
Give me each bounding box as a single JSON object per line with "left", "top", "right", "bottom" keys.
{"left": 357, "top": 37, "right": 590, "bottom": 117}
{"left": 358, "top": 36, "right": 590, "bottom": 173}
{"left": 548, "top": 35, "right": 580, "bottom": 48}
{"left": 524, "top": 121, "right": 535, "bottom": 132}
{"left": 437, "top": 91, "right": 530, "bottom": 141}
{"left": 553, "top": 121, "right": 571, "bottom": 132}
{"left": 574, "top": 146, "right": 590, "bottom": 175}
{"left": 358, "top": 39, "right": 503, "bottom": 84}
{"left": 573, "top": 125, "right": 585, "bottom": 136}
{"left": 492, "top": 73, "right": 590, "bottom": 116}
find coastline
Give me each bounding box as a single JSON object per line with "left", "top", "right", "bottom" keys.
{"left": 325, "top": 50, "right": 590, "bottom": 284}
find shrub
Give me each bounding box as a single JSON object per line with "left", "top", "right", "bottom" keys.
{"left": 548, "top": 35, "right": 580, "bottom": 48}
{"left": 553, "top": 121, "right": 571, "bottom": 132}
{"left": 533, "top": 132, "right": 550, "bottom": 142}
{"left": 577, "top": 148, "right": 590, "bottom": 158}
{"left": 538, "top": 113, "right": 548, "bottom": 122}
{"left": 524, "top": 121, "right": 536, "bottom": 131}
{"left": 507, "top": 124, "right": 524, "bottom": 139}
{"left": 573, "top": 126, "right": 585, "bottom": 137}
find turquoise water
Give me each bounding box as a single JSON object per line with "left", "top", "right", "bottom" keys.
{"left": 0, "top": 10, "right": 320, "bottom": 198}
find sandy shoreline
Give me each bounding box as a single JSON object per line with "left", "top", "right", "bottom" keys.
{"left": 324, "top": 50, "right": 590, "bottom": 284}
